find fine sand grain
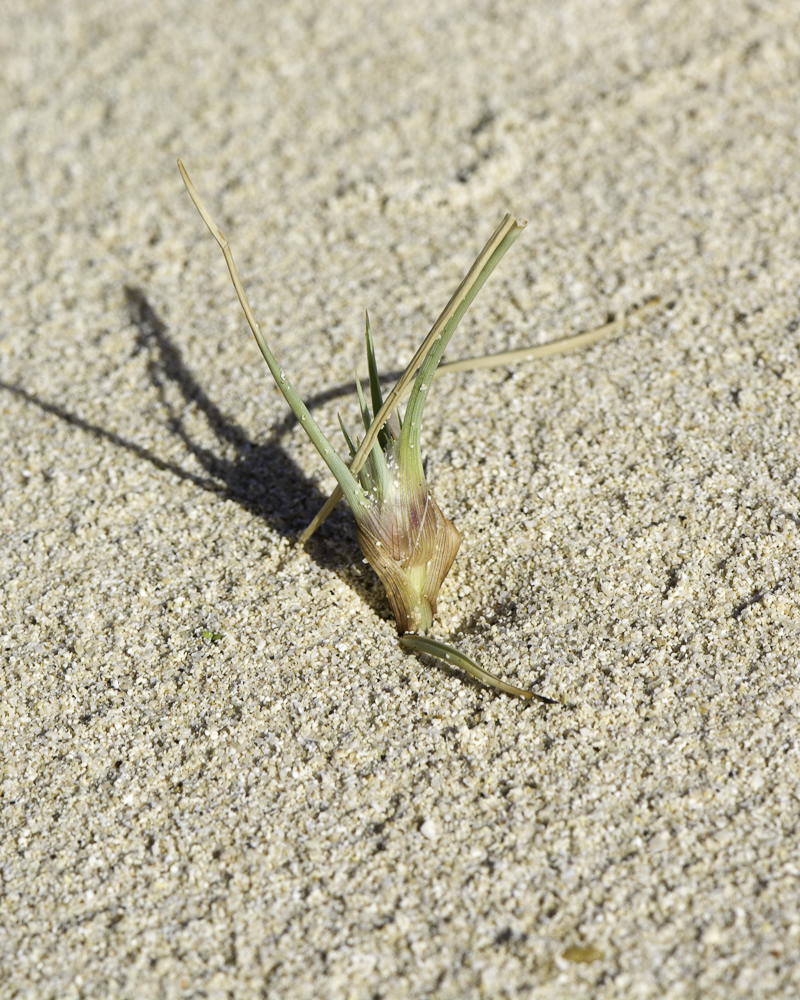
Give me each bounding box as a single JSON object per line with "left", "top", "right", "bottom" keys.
{"left": 2, "top": 2, "right": 799, "bottom": 997}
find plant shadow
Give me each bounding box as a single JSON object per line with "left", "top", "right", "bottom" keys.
{"left": 2, "top": 287, "right": 394, "bottom": 620}
{"left": 125, "top": 286, "right": 393, "bottom": 613}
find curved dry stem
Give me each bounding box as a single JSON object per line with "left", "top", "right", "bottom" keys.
{"left": 432, "top": 296, "right": 663, "bottom": 378}
{"left": 400, "top": 634, "right": 556, "bottom": 704}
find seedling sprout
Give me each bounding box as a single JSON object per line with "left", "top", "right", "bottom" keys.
{"left": 178, "top": 160, "right": 657, "bottom": 702}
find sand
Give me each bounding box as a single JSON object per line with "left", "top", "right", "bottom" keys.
{"left": 2, "top": 1, "right": 800, "bottom": 996}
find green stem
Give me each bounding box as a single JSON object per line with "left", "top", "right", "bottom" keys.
{"left": 178, "top": 160, "right": 368, "bottom": 514}
{"left": 300, "top": 213, "right": 527, "bottom": 543}
{"left": 400, "top": 634, "right": 556, "bottom": 703}
{"left": 400, "top": 215, "right": 526, "bottom": 479}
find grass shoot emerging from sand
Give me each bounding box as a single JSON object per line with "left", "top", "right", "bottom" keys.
{"left": 178, "top": 159, "right": 658, "bottom": 702}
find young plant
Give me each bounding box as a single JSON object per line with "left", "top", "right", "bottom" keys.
{"left": 178, "top": 159, "right": 554, "bottom": 702}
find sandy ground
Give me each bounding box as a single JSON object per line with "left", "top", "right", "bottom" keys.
{"left": 2, "top": 1, "right": 800, "bottom": 997}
